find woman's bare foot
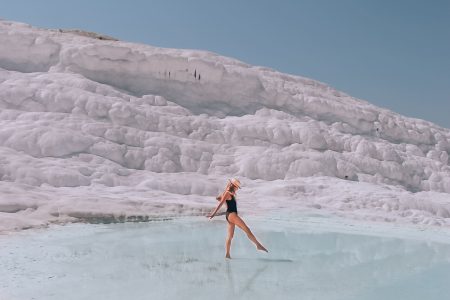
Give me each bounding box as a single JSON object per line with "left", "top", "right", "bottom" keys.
{"left": 257, "top": 244, "right": 268, "bottom": 253}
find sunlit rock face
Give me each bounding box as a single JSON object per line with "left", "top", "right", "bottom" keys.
{"left": 0, "top": 20, "right": 449, "bottom": 232}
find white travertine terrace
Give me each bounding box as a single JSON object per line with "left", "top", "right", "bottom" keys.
{"left": 0, "top": 20, "right": 449, "bottom": 232}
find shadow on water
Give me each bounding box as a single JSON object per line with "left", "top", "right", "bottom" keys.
{"left": 257, "top": 258, "right": 294, "bottom": 263}
{"left": 226, "top": 260, "right": 269, "bottom": 297}
{"left": 231, "top": 257, "right": 294, "bottom": 263}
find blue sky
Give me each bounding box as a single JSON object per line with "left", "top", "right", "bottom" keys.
{"left": 2, "top": 0, "right": 449, "bottom": 128}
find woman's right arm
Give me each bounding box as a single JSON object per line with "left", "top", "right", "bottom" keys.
{"left": 209, "top": 191, "right": 229, "bottom": 219}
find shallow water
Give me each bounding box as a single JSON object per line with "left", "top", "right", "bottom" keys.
{"left": 1, "top": 217, "right": 450, "bottom": 300}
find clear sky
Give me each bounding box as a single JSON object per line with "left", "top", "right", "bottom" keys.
{"left": 1, "top": 0, "right": 449, "bottom": 128}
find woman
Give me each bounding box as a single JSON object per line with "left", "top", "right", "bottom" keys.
{"left": 208, "top": 178, "right": 268, "bottom": 259}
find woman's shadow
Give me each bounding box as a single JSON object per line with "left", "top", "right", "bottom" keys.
{"left": 225, "top": 255, "right": 294, "bottom": 295}
{"left": 225, "top": 259, "right": 273, "bottom": 296}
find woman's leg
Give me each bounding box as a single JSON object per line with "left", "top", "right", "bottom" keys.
{"left": 228, "top": 213, "right": 268, "bottom": 252}
{"left": 226, "top": 221, "right": 235, "bottom": 258}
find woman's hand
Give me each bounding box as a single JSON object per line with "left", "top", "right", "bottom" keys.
{"left": 207, "top": 210, "right": 215, "bottom": 219}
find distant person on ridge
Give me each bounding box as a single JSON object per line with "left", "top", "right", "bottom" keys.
{"left": 208, "top": 178, "right": 268, "bottom": 258}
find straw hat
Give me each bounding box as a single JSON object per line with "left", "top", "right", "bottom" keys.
{"left": 229, "top": 178, "right": 241, "bottom": 189}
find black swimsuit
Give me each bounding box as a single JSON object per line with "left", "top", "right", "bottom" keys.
{"left": 225, "top": 195, "right": 237, "bottom": 222}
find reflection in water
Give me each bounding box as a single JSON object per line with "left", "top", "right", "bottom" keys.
{"left": 226, "top": 260, "right": 235, "bottom": 294}
{"left": 0, "top": 219, "right": 449, "bottom": 300}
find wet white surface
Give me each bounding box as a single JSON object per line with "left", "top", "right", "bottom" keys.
{"left": 1, "top": 216, "right": 450, "bottom": 300}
